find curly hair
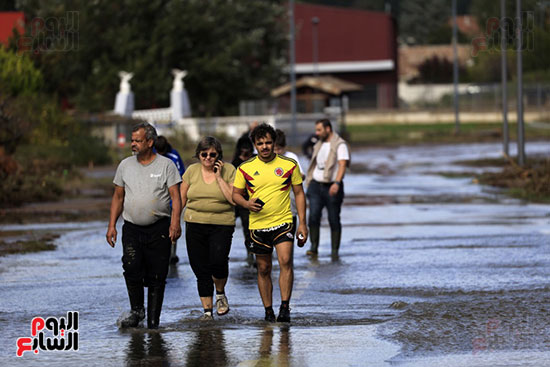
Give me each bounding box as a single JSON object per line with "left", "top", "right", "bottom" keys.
{"left": 250, "top": 123, "right": 277, "bottom": 144}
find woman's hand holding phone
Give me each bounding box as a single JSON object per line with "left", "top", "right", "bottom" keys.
{"left": 213, "top": 159, "right": 222, "bottom": 174}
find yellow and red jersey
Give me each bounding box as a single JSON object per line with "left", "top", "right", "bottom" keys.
{"left": 234, "top": 154, "right": 302, "bottom": 230}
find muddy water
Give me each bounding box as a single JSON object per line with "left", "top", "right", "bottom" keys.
{"left": 1, "top": 142, "right": 549, "bottom": 366}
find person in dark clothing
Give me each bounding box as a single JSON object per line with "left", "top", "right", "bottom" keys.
{"left": 155, "top": 136, "right": 185, "bottom": 176}
{"left": 231, "top": 135, "right": 256, "bottom": 266}
{"left": 155, "top": 136, "right": 186, "bottom": 264}
{"left": 301, "top": 133, "right": 319, "bottom": 160}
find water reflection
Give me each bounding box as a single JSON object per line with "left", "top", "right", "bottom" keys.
{"left": 185, "top": 328, "right": 229, "bottom": 367}
{"left": 125, "top": 332, "right": 170, "bottom": 366}
{"left": 257, "top": 325, "right": 291, "bottom": 367}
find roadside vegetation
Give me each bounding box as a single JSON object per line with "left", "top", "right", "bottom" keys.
{"left": 345, "top": 122, "right": 550, "bottom": 147}
{"left": 458, "top": 156, "right": 550, "bottom": 203}
{"left": 0, "top": 48, "right": 111, "bottom": 207}
{"left": 0, "top": 232, "right": 59, "bottom": 257}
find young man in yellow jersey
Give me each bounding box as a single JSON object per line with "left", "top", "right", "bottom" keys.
{"left": 232, "top": 123, "right": 308, "bottom": 322}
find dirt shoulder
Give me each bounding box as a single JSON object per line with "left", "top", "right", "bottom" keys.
{"left": 0, "top": 232, "right": 60, "bottom": 257}
{"left": 0, "top": 195, "right": 110, "bottom": 256}
{"left": 0, "top": 166, "right": 114, "bottom": 256}
{"left": 0, "top": 165, "right": 115, "bottom": 225}
{"left": 0, "top": 197, "right": 111, "bottom": 224}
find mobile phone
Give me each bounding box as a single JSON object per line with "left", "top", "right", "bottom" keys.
{"left": 213, "top": 159, "right": 221, "bottom": 173}
{"left": 255, "top": 198, "right": 265, "bottom": 207}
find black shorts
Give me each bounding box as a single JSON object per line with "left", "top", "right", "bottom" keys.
{"left": 249, "top": 222, "right": 294, "bottom": 255}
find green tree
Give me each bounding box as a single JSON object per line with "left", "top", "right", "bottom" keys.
{"left": 0, "top": 48, "right": 43, "bottom": 154}
{"left": 13, "top": 0, "right": 287, "bottom": 116}
{"left": 0, "top": 0, "right": 16, "bottom": 11}
{"left": 469, "top": 0, "right": 550, "bottom": 80}
{"left": 412, "top": 55, "right": 469, "bottom": 84}
{"left": 399, "top": 0, "right": 451, "bottom": 45}
{"left": 470, "top": 0, "right": 539, "bottom": 32}
{"left": 0, "top": 47, "right": 42, "bottom": 96}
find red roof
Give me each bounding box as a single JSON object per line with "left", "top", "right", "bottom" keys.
{"left": 0, "top": 12, "right": 24, "bottom": 46}
{"left": 294, "top": 3, "right": 395, "bottom": 64}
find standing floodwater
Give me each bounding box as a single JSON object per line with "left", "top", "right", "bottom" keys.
{"left": 1, "top": 142, "right": 549, "bottom": 366}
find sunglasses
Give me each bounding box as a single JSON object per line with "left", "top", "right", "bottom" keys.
{"left": 200, "top": 152, "right": 218, "bottom": 158}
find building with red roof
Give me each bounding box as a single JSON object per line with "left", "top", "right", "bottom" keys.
{"left": 293, "top": 3, "right": 398, "bottom": 109}
{"left": 0, "top": 12, "right": 24, "bottom": 47}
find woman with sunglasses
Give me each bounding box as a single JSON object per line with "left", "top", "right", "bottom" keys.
{"left": 181, "top": 136, "right": 236, "bottom": 320}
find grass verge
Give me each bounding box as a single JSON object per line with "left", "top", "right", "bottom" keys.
{"left": 0, "top": 233, "right": 59, "bottom": 256}
{"left": 345, "top": 122, "right": 550, "bottom": 146}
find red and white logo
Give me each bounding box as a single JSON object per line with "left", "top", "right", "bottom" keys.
{"left": 16, "top": 311, "right": 79, "bottom": 357}
{"left": 274, "top": 167, "right": 284, "bottom": 177}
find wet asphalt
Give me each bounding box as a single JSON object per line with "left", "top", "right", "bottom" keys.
{"left": 1, "top": 142, "right": 549, "bottom": 366}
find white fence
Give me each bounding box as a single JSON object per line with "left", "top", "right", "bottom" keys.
{"left": 131, "top": 108, "right": 172, "bottom": 123}
{"left": 131, "top": 111, "right": 342, "bottom": 145}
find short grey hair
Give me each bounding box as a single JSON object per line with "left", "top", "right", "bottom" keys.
{"left": 132, "top": 122, "right": 158, "bottom": 142}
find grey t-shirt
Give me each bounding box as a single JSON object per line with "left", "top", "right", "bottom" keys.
{"left": 113, "top": 154, "right": 182, "bottom": 226}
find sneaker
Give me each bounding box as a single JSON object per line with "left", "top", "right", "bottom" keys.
{"left": 199, "top": 312, "right": 213, "bottom": 321}
{"left": 277, "top": 305, "right": 290, "bottom": 322}
{"left": 216, "top": 294, "right": 230, "bottom": 316}
{"left": 120, "top": 308, "right": 145, "bottom": 328}
{"left": 265, "top": 308, "right": 276, "bottom": 322}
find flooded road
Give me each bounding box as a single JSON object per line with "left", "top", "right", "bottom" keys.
{"left": 1, "top": 142, "right": 549, "bottom": 366}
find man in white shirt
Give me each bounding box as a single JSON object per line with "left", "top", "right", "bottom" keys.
{"left": 304, "top": 119, "right": 350, "bottom": 260}
{"left": 274, "top": 129, "right": 305, "bottom": 230}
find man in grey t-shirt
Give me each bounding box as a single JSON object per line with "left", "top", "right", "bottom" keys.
{"left": 106, "top": 122, "right": 182, "bottom": 329}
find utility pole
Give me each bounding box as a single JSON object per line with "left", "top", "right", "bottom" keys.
{"left": 452, "top": 0, "right": 460, "bottom": 134}
{"left": 516, "top": 0, "right": 525, "bottom": 166}
{"left": 289, "top": 0, "right": 297, "bottom": 145}
{"left": 312, "top": 16, "right": 320, "bottom": 77}
{"left": 501, "top": 0, "right": 509, "bottom": 157}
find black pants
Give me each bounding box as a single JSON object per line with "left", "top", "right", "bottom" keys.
{"left": 122, "top": 218, "right": 171, "bottom": 289}
{"left": 185, "top": 222, "right": 235, "bottom": 297}
{"left": 235, "top": 206, "right": 251, "bottom": 250}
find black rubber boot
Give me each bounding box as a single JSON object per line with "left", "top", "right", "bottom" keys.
{"left": 331, "top": 230, "right": 341, "bottom": 260}
{"left": 169, "top": 241, "right": 179, "bottom": 264}
{"left": 147, "top": 285, "right": 165, "bottom": 329}
{"left": 121, "top": 284, "right": 145, "bottom": 328}
{"left": 306, "top": 226, "right": 320, "bottom": 256}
